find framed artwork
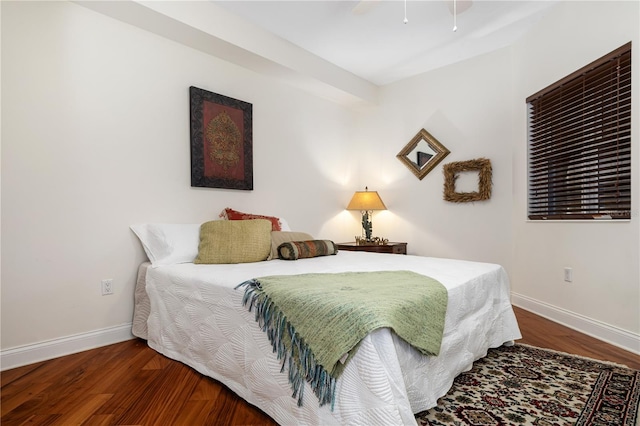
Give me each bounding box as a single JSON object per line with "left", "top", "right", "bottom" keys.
{"left": 396, "top": 129, "right": 450, "bottom": 180}
{"left": 443, "top": 158, "right": 492, "bottom": 202}
{"left": 189, "top": 86, "right": 253, "bottom": 190}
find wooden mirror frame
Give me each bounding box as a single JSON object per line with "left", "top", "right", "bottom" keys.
{"left": 396, "top": 129, "right": 450, "bottom": 180}
{"left": 443, "top": 158, "right": 492, "bottom": 203}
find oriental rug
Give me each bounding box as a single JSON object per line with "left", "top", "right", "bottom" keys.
{"left": 415, "top": 344, "right": 639, "bottom": 426}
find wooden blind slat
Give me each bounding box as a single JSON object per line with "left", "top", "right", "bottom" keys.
{"left": 526, "top": 42, "right": 631, "bottom": 101}
{"left": 529, "top": 101, "right": 631, "bottom": 139}
{"left": 526, "top": 42, "right": 632, "bottom": 220}
{"left": 530, "top": 73, "right": 632, "bottom": 123}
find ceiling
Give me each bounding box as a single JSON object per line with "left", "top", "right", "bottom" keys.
{"left": 215, "top": 0, "right": 558, "bottom": 86}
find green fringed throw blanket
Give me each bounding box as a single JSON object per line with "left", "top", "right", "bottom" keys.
{"left": 237, "top": 270, "right": 448, "bottom": 409}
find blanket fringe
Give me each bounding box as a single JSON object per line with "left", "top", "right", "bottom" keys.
{"left": 236, "top": 279, "right": 337, "bottom": 410}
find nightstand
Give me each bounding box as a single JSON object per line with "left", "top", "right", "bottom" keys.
{"left": 336, "top": 242, "right": 407, "bottom": 255}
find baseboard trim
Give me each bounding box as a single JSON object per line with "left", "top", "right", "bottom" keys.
{"left": 3, "top": 299, "right": 638, "bottom": 370}
{"left": 1, "top": 323, "right": 135, "bottom": 371}
{"left": 512, "top": 292, "right": 640, "bottom": 355}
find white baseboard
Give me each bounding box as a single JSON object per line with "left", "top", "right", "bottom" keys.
{"left": 511, "top": 292, "right": 640, "bottom": 356}
{"left": 1, "top": 323, "right": 135, "bottom": 371}
{"left": 3, "top": 298, "right": 638, "bottom": 371}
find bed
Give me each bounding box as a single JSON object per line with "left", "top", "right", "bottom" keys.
{"left": 131, "top": 228, "right": 522, "bottom": 426}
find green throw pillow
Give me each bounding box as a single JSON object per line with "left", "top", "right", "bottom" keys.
{"left": 277, "top": 240, "right": 338, "bottom": 261}
{"left": 195, "top": 219, "right": 272, "bottom": 264}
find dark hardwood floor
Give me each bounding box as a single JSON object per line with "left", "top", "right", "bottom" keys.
{"left": 514, "top": 306, "right": 640, "bottom": 370}
{"left": 2, "top": 306, "right": 639, "bottom": 425}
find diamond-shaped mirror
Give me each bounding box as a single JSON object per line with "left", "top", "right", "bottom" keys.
{"left": 396, "top": 129, "right": 450, "bottom": 180}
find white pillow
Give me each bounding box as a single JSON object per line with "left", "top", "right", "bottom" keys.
{"left": 279, "top": 218, "right": 292, "bottom": 232}
{"left": 130, "top": 223, "right": 200, "bottom": 267}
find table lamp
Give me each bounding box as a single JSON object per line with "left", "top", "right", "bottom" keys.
{"left": 347, "top": 187, "right": 387, "bottom": 244}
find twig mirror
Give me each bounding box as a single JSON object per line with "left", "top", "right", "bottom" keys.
{"left": 443, "top": 158, "right": 492, "bottom": 202}
{"left": 397, "top": 129, "right": 450, "bottom": 180}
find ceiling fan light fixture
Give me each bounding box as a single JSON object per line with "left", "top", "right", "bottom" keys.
{"left": 450, "top": 0, "right": 473, "bottom": 31}
{"left": 453, "top": 0, "right": 458, "bottom": 31}
{"left": 403, "top": 0, "right": 408, "bottom": 24}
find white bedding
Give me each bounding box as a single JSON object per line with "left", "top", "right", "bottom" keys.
{"left": 134, "top": 251, "right": 521, "bottom": 425}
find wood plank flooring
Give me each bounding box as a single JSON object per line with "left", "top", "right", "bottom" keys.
{"left": 514, "top": 306, "right": 640, "bottom": 370}
{"left": 2, "top": 306, "right": 639, "bottom": 425}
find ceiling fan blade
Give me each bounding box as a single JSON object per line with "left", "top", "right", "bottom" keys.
{"left": 352, "top": 0, "right": 381, "bottom": 16}
{"left": 447, "top": 0, "right": 473, "bottom": 15}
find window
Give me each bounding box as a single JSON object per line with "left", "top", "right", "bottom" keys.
{"left": 527, "top": 42, "right": 631, "bottom": 220}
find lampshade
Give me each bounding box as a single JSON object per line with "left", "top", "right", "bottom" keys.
{"left": 347, "top": 188, "right": 387, "bottom": 211}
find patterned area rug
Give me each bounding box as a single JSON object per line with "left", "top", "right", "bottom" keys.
{"left": 415, "top": 344, "right": 640, "bottom": 426}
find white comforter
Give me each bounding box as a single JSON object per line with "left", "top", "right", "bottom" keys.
{"left": 137, "top": 251, "right": 521, "bottom": 425}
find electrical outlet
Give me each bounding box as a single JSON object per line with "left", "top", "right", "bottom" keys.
{"left": 101, "top": 279, "right": 114, "bottom": 295}
{"left": 563, "top": 267, "right": 573, "bottom": 283}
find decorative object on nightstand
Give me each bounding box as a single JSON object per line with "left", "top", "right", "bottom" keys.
{"left": 336, "top": 242, "right": 407, "bottom": 255}
{"left": 346, "top": 187, "right": 387, "bottom": 245}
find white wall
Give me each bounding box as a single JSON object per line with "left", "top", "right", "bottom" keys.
{"left": 2, "top": 0, "right": 638, "bottom": 365}
{"left": 510, "top": 1, "right": 639, "bottom": 347}
{"left": 355, "top": 47, "right": 516, "bottom": 269}
{"left": 355, "top": 1, "right": 639, "bottom": 352}
{"left": 1, "top": 1, "right": 358, "bottom": 354}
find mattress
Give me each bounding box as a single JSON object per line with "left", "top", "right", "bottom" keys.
{"left": 133, "top": 251, "right": 522, "bottom": 425}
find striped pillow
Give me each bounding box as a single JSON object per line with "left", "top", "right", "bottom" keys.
{"left": 277, "top": 240, "right": 338, "bottom": 261}
{"left": 269, "top": 231, "right": 314, "bottom": 260}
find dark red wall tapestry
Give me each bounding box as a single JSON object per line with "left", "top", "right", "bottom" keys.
{"left": 189, "top": 86, "right": 253, "bottom": 190}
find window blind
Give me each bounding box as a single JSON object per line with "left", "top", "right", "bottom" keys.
{"left": 527, "top": 42, "right": 632, "bottom": 220}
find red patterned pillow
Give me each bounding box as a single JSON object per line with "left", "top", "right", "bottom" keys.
{"left": 219, "top": 207, "right": 283, "bottom": 231}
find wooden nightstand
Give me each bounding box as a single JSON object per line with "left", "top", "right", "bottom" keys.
{"left": 336, "top": 242, "right": 407, "bottom": 255}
